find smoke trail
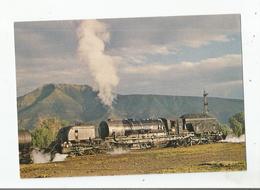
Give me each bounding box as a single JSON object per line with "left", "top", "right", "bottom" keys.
{"left": 77, "top": 20, "right": 119, "bottom": 107}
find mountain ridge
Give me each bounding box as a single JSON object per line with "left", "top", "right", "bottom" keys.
{"left": 18, "top": 83, "right": 244, "bottom": 100}
{"left": 17, "top": 83, "right": 244, "bottom": 130}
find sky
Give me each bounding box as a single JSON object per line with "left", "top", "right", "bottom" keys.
{"left": 14, "top": 14, "right": 244, "bottom": 99}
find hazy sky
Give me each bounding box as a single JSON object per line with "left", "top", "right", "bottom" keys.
{"left": 14, "top": 14, "right": 243, "bottom": 99}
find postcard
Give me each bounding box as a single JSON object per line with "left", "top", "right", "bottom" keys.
{"left": 15, "top": 15, "right": 246, "bottom": 178}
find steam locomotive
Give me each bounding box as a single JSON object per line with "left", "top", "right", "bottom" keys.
{"left": 53, "top": 91, "right": 223, "bottom": 155}
{"left": 54, "top": 113, "right": 223, "bottom": 155}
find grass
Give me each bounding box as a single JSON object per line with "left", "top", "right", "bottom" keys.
{"left": 20, "top": 142, "right": 246, "bottom": 178}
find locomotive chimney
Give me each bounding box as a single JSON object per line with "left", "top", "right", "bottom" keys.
{"left": 203, "top": 90, "right": 209, "bottom": 114}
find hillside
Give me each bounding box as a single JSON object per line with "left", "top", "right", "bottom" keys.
{"left": 17, "top": 84, "right": 244, "bottom": 130}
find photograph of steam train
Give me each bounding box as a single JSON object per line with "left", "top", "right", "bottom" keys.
{"left": 15, "top": 14, "right": 246, "bottom": 178}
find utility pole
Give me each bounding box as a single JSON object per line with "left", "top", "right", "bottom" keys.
{"left": 203, "top": 90, "right": 209, "bottom": 114}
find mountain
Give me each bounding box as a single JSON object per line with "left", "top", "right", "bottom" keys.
{"left": 17, "top": 84, "right": 244, "bottom": 130}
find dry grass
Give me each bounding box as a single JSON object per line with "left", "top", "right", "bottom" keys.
{"left": 20, "top": 142, "right": 246, "bottom": 178}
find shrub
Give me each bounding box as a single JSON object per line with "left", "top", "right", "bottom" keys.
{"left": 229, "top": 112, "right": 245, "bottom": 137}
{"left": 220, "top": 124, "right": 231, "bottom": 137}
{"left": 31, "top": 117, "right": 66, "bottom": 149}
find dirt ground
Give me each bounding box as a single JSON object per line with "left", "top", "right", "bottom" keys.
{"left": 20, "top": 142, "right": 246, "bottom": 178}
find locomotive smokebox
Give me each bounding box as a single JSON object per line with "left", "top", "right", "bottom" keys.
{"left": 98, "top": 120, "right": 126, "bottom": 139}
{"left": 99, "top": 121, "right": 110, "bottom": 139}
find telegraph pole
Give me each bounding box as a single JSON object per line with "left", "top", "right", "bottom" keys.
{"left": 203, "top": 90, "right": 209, "bottom": 114}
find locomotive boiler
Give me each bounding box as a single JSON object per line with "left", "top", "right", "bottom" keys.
{"left": 98, "top": 118, "right": 175, "bottom": 150}
{"left": 98, "top": 118, "right": 167, "bottom": 139}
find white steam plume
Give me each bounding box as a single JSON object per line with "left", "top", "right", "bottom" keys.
{"left": 31, "top": 149, "right": 68, "bottom": 164}
{"left": 31, "top": 149, "right": 50, "bottom": 164}
{"left": 108, "top": 147, "right": 129, "bottom": 155}
{"left": 52, "top": 153, "right": 68, "bottom": 162}
{"left": 221, "top": 134, "right": 245, "bottom": 143}
{"left": 77, "top": 20, "right": 119, "bottom": 107}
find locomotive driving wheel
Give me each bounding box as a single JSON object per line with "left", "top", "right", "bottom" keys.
{"left": 186, "top": 137, "right": 192, "bottom": 146}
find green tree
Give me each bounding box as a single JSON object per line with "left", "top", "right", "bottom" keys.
{"left": 31, "top": 117, "right": 65, "bottom": 148}
{"left": 229, "top": 112, "right": 245, "bottom": 137}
